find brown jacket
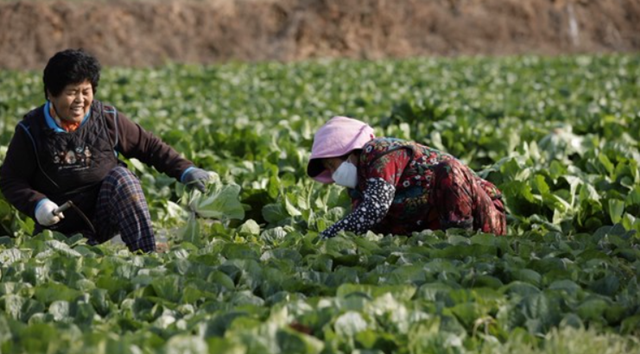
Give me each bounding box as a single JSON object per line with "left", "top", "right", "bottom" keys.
{"left": 0, "top": 100, "right": 194, "bottom": 224}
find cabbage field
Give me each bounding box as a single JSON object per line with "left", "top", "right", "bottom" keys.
{"left": 0, "top": 55, "right": 639, "bottom": 353}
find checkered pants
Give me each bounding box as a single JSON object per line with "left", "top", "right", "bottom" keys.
{"left": 91, "top": 166, "right": 156, "bottom": 252}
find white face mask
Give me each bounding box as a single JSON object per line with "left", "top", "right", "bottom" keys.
{"left": 332, "top": 161, "right": 358, "bottom": 189}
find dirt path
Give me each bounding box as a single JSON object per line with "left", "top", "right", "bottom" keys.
{"left": 1, "top": 0, "right": 638, "bottom": 69}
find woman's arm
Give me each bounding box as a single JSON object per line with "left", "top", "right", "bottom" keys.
{"left": 0, "top": 126, "right": 47, "bottom": 217}
{"left": 320, "top": 178, "right": 396, "bottom": 238}
{"left": 110, "top": 110, "right": 194, "bottom": 179}
{"left": 320, "top": 148, "right": 412, "bottom": 238}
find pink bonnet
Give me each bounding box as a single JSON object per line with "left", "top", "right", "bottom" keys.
{"left": 307, "top": 116, "right": 375, "bottom": 183}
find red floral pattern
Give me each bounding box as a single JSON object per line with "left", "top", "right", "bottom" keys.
{"left": 351, "top": 138, "right": 506, "bottom": 235}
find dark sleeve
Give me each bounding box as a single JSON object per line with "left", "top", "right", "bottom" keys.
{"left": 320, "top": 178, "right": 396, "bottom": 238}
{"left": 108, "top": 111, "right": 194, "bottom": 179}
{"left": 0, "top": 125, "right": 47, "bottom": 217}
{"left": 320, "top": 149, "right": 411, "bottom": 238}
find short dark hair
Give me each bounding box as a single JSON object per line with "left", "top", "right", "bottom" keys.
{"left": 43, "top": 48, "right": 101, "bottom": 99}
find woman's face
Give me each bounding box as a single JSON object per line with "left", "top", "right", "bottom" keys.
{"left": 321, "top": 153, "right": 357, "bottom": 174}
{"left": 48, "top": 80, "right": 93, "bottom": 123}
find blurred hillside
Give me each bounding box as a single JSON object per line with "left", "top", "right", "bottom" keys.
{"left": 0, "top": 0, "right": 638, "bottom": 69}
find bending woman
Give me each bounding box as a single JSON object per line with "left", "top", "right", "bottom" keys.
{"left": 306, "top": 116, "right": 507, "bottom": 238}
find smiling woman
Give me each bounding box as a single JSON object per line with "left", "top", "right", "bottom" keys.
{"left": 0, "top": 48, "right": 216, "bottom": 253}
{"left": 43, "top": 50, "right": 99, "bottom": 126}
{"left": 46, "top": 79, "right": 93, "bottom": 132}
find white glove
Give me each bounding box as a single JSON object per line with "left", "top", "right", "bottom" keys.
{"left": 35, "top": 199, "right": 65, "bottom": 226}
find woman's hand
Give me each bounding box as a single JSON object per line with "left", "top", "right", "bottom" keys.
{"left": 182, "top": 167, "right": 218, "bottom": 193}
{"left": 35, "top": 199, "right": 65, "bottom": 226}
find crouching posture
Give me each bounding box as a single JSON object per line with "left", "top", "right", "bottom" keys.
{"left": 0, "top": 49, "right": 212, "bottom": 252}
{"left": 307, "top": 116, "right": 507, "bottom": 238}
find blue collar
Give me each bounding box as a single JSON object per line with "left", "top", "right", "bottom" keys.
{"left": 44, "top": 101, "right": 90, "bottom": 133}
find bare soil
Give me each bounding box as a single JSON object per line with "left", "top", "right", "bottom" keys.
{"left": 0, "top": 0, "right": 638, "bottom": 69}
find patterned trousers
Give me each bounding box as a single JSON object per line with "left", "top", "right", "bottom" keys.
{"left": 90, "top": 166, "right": 156, "bottom": 252}
{"left": 430, "top": 159, "right": 507, "bottom": 235}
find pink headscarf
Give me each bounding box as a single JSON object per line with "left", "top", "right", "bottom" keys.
{"left": 307, "top": 116, "right": 375, "bottom": 183}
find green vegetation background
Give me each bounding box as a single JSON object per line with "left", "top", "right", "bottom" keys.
{"left": 0, "top": 55, "right": 638, "bottom": 353}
